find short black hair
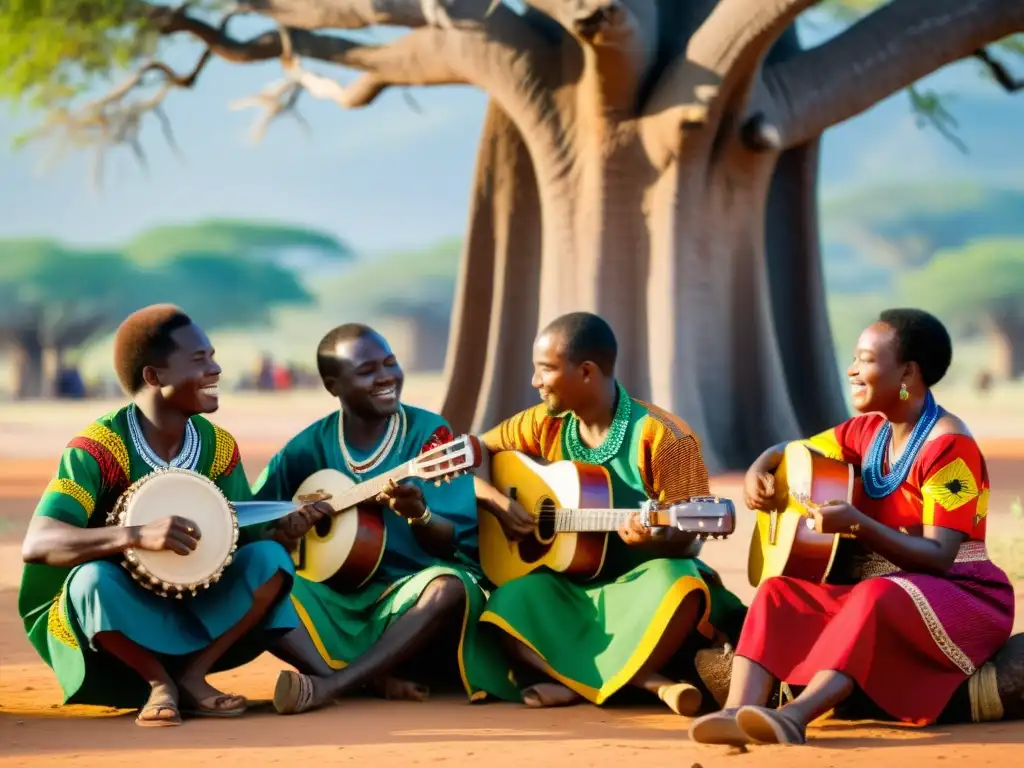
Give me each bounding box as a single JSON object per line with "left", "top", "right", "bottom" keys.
{"left": 113, "top": 304, "right": 193, "bottom": 393}
{"left": 316, "top": 323, "right": 375, "bottom": 381}
{"left": 541, "top": 311, "right": 618, "bottom": 376}
{"left": 878, "top": 308, "right": 953, "bottom": 388}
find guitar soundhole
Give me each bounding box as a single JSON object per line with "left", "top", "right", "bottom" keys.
{"left": 536, "top": 498, "right": 557, "bottom": 542}
{"left": 314, "top": 515, "right": 332, "bottom": 538}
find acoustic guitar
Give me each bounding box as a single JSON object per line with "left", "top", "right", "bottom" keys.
{"left": 746, "top": 441, "right": 856, "bottom": 588}
{"left": 237, "top": 434, "right": 482, "bottom": 592}
{"left": 479, "top": 450, "right": 736, "bottom": 588}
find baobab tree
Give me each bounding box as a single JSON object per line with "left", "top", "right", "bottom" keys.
{"left": 6, "top": 0, "right": 1023, "bottom": 469}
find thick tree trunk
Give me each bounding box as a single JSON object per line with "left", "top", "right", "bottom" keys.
{"left": 12, "top": 333, "right": 45, "bottom": 400}
{"left": 437, "top": 19, "right": 846, "bottom": 473}
{"left": 986, "top": 312, "right": 1024, "bottom": 381}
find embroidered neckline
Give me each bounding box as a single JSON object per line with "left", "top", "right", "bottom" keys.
{"left": 338, "top": 406, "right": 407, "bottom": 475}
{"left": 127, "top": 404, "right": 201, "bottom": 472}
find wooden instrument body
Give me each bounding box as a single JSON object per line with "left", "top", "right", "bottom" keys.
{"left": 479, "top": 451, "right": 614, "bottom": 587}
{"left": 110, "top": 467, "right": 239, "bottom": 599}
{"left": 291, "top": 469, "right": 387, "bottom": 592}
{"left": 747, "top": 442, "right": 855, "bottom": 588}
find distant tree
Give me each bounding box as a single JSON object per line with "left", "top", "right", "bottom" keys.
{"left": 898, "top": 237, "right": 1024, "bottom": 380}
{"left": 0, "top": 239, "right": 314, "bottom": 399}
{"left": 821, "top": 183, "right": 1024, "bottom": 271}
{"left": 124, "top": 219, "right": 354, "bottom": 266}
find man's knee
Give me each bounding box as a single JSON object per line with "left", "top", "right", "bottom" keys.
{"left": 67, "top": 560, "right": 127, "bottom": 605}
{"left": 418, "top": 575, "right": 466, "bottom": 614}
{"left": 230, "top": 539, "right": 296, "bottom": 584}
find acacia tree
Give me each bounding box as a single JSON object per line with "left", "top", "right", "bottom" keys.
{"left": 0, "top": 232, "right": 327, "bottom": 398}
{"left": 6, "top": 1, "right": 1023, "bottom": 469}
{"left": 899, "top": 238, "right": 1024, "bottom": 380}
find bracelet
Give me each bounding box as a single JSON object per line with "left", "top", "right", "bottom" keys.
{"left": 408, "top": 506, "right": 433, "bottom": 527}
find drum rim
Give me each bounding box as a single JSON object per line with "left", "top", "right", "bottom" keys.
{"left": 108, "top": 466, "right": 240, "bottom": 599}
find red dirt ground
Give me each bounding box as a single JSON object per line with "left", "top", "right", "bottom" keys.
{"left": 2, "top": 397, "right": 1023, "bottom": 767}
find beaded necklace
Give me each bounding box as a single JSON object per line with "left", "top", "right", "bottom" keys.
{"left": 564, "top": 382, "right": 631, "bottom": 466}
{"left": 127, "top": 404, "right": 202, "bottom": 472}
{"left": 862, "top": 390, "right": 942, "bottom": 499}
{"left": 338, "top": 406, "right": 407, "bottom": 476}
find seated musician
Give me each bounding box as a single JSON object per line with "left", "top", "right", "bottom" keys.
{"left": 689, "top": 308, "right": 1017, "bottom": 746}
{"left": 473, "top": 311, "right": 746, "bottom": 715}
{"left": 250, "top": 323, "right": 516, "bottom": 715}
{"left": 18, "top": 304, "right": 316, "bottom": 727}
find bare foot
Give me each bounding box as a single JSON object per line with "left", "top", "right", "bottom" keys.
{"left": 521, "top": 682, "right": 582, "bottom": 708}
{"left": 177, "top": 675, "right": 247, "bottom": 717}
{"left": 657, "top": 682, "right": 703, "bottom": 716}
{"left": 274, "top": 670, "right": 332, "bottom": 715}
{"left": 136, "top": 681, "right": 182, "bottom": 727}
{"left": 370, "top": 676, "right": 431, "bottom": 702}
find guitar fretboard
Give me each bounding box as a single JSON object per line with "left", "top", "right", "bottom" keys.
{"left": 552, "top": 509, "right": 641, "bottom": 532}
{"left": 328, "top": 463, "right": 413, "bottom": 512}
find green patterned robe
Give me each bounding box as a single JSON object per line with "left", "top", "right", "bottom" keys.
{"left": 478, "top": 394, "right": 747, "bottom": 704}
{"left": 251, "top": 404, "right": 517, "bottom": 701}
{"left": 17, "top": 405, "right": 299, "bottom": 708}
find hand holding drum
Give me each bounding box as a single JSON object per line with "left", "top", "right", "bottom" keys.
{"left": 130, "top": 515, "right": 202, "bottom": 556}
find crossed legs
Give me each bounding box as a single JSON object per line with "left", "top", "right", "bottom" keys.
{"left": 505, "top": 591, "right": 705, "bottom": 715}
{"left": 273, "top": 575, "right": 466, "bottom": 714}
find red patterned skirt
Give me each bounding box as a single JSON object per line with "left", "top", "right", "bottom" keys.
{"left": 736, "top": 541, "right": 1015, "bottom": 723}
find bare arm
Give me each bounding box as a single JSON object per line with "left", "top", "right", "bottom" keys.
{"left": 409, "top": 512, "right": 458, "bottom": 561}
{"left": 22, "top": 516, "right": 136, "bottom": 568}
{"left": 749, "top": 441, "right": 788, "bottom": 476}
{"left": 855, "top": 516, "right": 965, "bottom": 574}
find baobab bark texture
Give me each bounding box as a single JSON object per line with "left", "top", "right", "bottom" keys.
{"left": 135, "top": 0, "right": 1024, "bottom": 469}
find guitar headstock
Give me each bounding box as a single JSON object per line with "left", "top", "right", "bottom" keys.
{"left": 411, "top": 434, "right": 484, "bottom": 485}
{"left": 664, "top": 496, "right": 736, "bottom": 539}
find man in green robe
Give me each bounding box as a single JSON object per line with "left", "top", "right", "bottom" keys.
{"left": 17, "top": 304, "right": 318, "bottom": 727}
{"left": 251, "top": 323, "right": 516, "bottom": 714}
{"left": 474, "top": 312, "right": 748, "bottom": 714}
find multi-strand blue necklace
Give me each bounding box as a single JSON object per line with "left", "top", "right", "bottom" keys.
{"left": 862, "top": 390, "right": 942, "bottom": 499}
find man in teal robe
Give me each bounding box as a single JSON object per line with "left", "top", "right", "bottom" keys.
{"left": 250, "top": 323, "right": 517, "bottom": 714}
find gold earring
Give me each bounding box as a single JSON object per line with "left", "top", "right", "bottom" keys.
{"left": 899, "top": 383, "right": 909, "bottom": 401}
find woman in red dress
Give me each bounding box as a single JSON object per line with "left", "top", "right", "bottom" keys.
{"left": 689, "top": 308, "right": 1015, "bottom": 746}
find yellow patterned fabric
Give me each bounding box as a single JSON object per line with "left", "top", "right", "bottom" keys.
{"left": 77, "top": 422, "right": 131, "bottom": 480}
{"left": 46, "top": 586, "right": 79, "bottom": 650}
{"left": 922, "top": 454, "right": 982, "bottom": 531}
{"left": 44, "top": 478, "right": 95, "bottom": 518}
{"left": 210, "top": 423, "right": 237, "bottom": 481}
{"left": 480, "top": 403, "right": 565, "bottom": 461}
{"left": 801, "top": 428, "right": 845, "bottom": 461}
{"left": 636, "top": 401, "right": 710, "bottom": 502}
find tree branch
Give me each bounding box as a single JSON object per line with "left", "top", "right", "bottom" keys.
{"left": 974, "top": 46, "right": 1024, "bottom": 92}
{"left": 639, "top": 0, "right": 818, "bottom": 164}
{"left": 524, "top": 0, "right": 658, "bottom": 113}
{"left": 757, "top": 0, "right": 1024, "bottom": 150}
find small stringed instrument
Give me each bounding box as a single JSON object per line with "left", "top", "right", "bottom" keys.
{"left": 747, "top": 441, "right": 857, "bottom": 588}
{"left": 236, "top": 434, "right": 482, "bottom": 592}
{"left": 479, "top": 451, "right": 736, "bottom": 588}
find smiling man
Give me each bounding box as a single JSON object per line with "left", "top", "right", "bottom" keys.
{"left": 18, "top": 304, "right": 304, "bottom": 727}
{"left": 472, "top": 311, "right": 747, "bottom": 714}
{"left": 251, "top": 323, "right": 516, "bottom": 715}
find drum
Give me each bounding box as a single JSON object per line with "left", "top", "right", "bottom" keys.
{"left": 107, "top": 467, "right": 239, "bottom": 599}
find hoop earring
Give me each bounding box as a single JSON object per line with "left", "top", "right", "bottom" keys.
{"left": 899, "top": 383, "right": 909, "bottom": 401}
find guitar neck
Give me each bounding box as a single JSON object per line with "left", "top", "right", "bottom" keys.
{"left": 553, "top": 508, "right": 669, "bottom": 532}
{"left": 330, "top": 463, "right": 412, "bottom": 513}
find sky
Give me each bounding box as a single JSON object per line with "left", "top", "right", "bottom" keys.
{"left": 0, "top": 12, "right": 1021, "bottom": 256}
